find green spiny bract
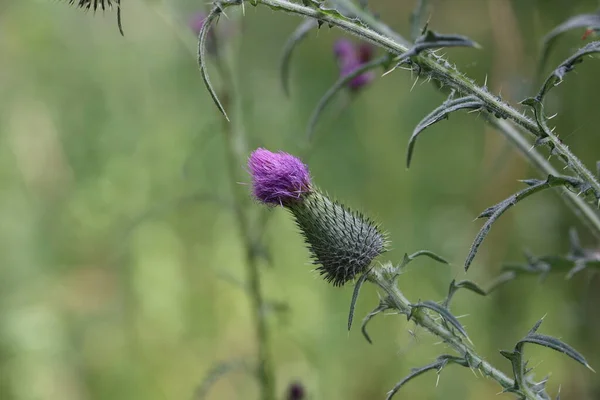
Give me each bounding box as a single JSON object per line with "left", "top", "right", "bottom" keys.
{"left": 288, "top": 190, "right": 387, "bottom": 286}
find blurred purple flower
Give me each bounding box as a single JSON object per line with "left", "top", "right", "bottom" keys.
{"left": 286, "top": 381, "right": 305, "bottom": 400}
{"left": 190, "top": 12, "right": 217, "bottom": 55}
{"left": 334, "top": 39, "right": 375, "bottom": 90}
{"left": 248, "top": 148, "right": 312, "bottom": 206}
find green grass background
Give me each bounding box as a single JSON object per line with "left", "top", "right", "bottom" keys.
{"left": 1, "top": 0, "right": 600, "bottom": 399}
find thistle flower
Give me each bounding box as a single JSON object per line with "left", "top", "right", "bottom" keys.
{"left": 248, "top": 148, "right": 386, "bottom": 286}
{"left": 248, "top": 148, "right": 312, "bottom": 206}
{"left": 333, "top": 39, "right": 375, "bottom": 90}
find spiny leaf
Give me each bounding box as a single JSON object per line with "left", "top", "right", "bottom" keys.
{"left": 360, "top": 302, "right": 388, "bottom": 344}
{"left": 535, "top": 41, "right": 600, "bottom": 102}
{"left": 538, "top": 11, "right": 600, "bottom": 75}
{"left": 394, "top": 29, "right": 480, "bottom": 68}
{"left": 518, "top": 334, "right": 594, "bottom": 372}
{"left": 62, "top": 0, "right": 124, "bottom": 35}
{"left": 465, "top": 175, "right": 579, "bottom": 271}
{"left": 348, "top": 272, "right": 370, "bottom": 331}
{"left": 306, "top": 55, "right": 388, "bottom": 141}
{"left": 411, "top": 300, "right": 469, "bottom": 339}
{"left": 386, "top": 355, "right": 467, "bottom": 399}
{"left": 444, "top": 279, "right": 486, "bottom": 308}
{"left": 407, "top": 250, "right": 449, "bottom": 264}
{"left": 193, "top": 358, "right": 250, "bottom": 399}
{"left": 198, "top": 7, "right": 230, "bottom": 121}
{"left": 407, "top": 95, "right": 483, "bottom": 167}
{"left": 280, "top": 19, "right": 319, "bottom": 96}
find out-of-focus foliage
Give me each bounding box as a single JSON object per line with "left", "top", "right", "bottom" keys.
{"left": 1, "top": 0, "right": 600, "bottom": 399}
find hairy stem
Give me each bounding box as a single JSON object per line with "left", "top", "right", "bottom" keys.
{"left": 219, "top": 0, "right": 600, "bottom": 237}
{"left": 369, "top": 269, "right": 544, "bottom": 400}
{"left": 217, "top": 52, "right": 277, "bottom": 400}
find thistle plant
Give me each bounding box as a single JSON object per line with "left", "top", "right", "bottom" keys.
{"left": 59, "top": 0, "right": 600, "bottom": 399}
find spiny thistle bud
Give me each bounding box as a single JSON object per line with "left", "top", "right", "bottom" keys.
{"left": 248, "top": 148, "right": 387, "bottom": 286}
{"left": 62, "top": 0, "right": 123, "bottom": 35}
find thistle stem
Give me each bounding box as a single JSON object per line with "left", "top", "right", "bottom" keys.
{"left": 217, "top": 51, "right": 277, "bottom": 400}
{"left": 369, "top": 269, "right": 544, "bottom": 400}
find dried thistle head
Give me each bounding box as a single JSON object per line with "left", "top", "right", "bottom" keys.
{"left": 64, "top": 0, "right": 123, "bottom": 35}
{"left": 248, "top": 148, "right": 387, "bottom": 286}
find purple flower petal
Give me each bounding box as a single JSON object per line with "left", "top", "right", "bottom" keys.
{"left": 333, "top": 39, "right": 375, "bottom": 90}
{"left": 248, "top": 148, "right": 312, "bottom": 206}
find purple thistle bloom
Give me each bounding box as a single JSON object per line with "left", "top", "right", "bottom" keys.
{"left": 334, "top": 39, "right": 375, "bottom": 90}
{"left": 248, "top": 148, "right": 312, "bottom": 206}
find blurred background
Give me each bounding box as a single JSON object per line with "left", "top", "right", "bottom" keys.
{"left": 1, "top": 0, "right": 600, "bottom": 399}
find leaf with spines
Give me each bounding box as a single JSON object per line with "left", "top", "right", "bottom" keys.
{"left": 410, "top": 300, "right": 469, "bottom": 339}
{"left": 360, "top": 301, "right": 389, "bottom": 344}
{"left": 197, "top": 7, "right": 230, "bottom": 121}
{"left": 306, "top": 55, "right": 389, "bottom": 141}
{"left": 516, "top": 319, "right": 594, "bottom": 372}
{"left": 538, "top": 11, "right": 600, "bottom": 75}
{"left": 444, "top": 279, "right": 486, "bottom": 308}
{"left": 386, "top": 355, "right": 468, "bottom": 400}
{"left": 393, "top": 29, "right": 480, "bottom": 69}
{"left": 534, "top": 41, "right": 600, "bottom": 103}
{"left": 347, "top": 271, "right": 371, "bottom": 331}
{"left": 280, "top": 19, "right": 319, "bottom": 96}
{"left": 465, "top": 175, "right": 580, "bottom": 271}
{"left": 399, "top": 249, "right": 449, "bottom": 269}
{"left": 407, "top": 94, "right": 484, "bottom": 168}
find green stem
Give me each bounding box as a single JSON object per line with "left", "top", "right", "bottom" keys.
{"left": 217, "top": 55, "right": 277, "bottom": 400}
{"left": 232, "top": 0, "right": 600, "bottom": 237}
{"left": 369, "top": 270, "right": 544, "bottom": 400}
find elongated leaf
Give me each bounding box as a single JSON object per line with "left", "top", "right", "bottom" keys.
{"left": 407, "top": 250, "right": 449, "bottom": 264}
{"left": 518, "top": 334, "right": 594, "bottom": 371}
{"left": 348, "top": 272, "right": 370, "bottom": 331}
{"left": 411, "top": 300, "right": 469, "bottom": 339}
{"left": 306, "top": 55, "right": 388, "bottom": 141}
{"left": 280, "top": 19, "right": 319, "bottom": 96}
{"left": 538, "top": 12, "right": 600, "bottom": 74}
{"left": 465, "top": 175, "right": 579, "bottom": 271}
{"left": 386, "top": 355, "right": 467, "bottom": 399}
{"left": 198, "top": 7, "right": 229, "bottom": 121}
{"left": 535, "top": 41, "right": 600, "bottom": 102}
{"left": 394, "top": 29, "right": 480, "bottom": 68}
{"left": 444, "top": 279, "right": 487, "bottom": 307}
{"left": 407, "top": 95, "right": 483, "bottom": 167}
{"left": 360, "top": 302, "right": 388, "bottom": 344}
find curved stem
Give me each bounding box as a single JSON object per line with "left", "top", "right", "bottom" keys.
{"left": 217, "top": 56, "right": 277, "bottom": 400}
{"left": 370, "top": 270, "right": 543, "bottom": 400}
